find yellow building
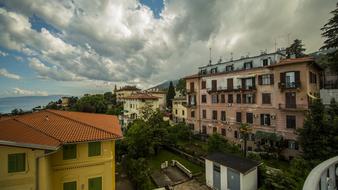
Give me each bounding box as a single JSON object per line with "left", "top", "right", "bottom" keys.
{"left": 172, "top": 96, "right": 187, "bottom": 123}
{"left": 0, "top": 110, "right": 122, "bottom": 190}
{"left": 115, "top": 85, "right": 141, "bottom": 102}
{"left": 122, "top": 93, "right": 159, "bottom": 126}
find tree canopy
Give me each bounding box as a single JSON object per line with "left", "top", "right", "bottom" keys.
{"left": 75, "top": 94, "right": 108, "bottom": 113}
{"left": 286, "top": 39, "right": 306, "bottom": 58}
{"left": 166, "top": 81, "right": 176, "bottom": 109}
{"left": 175, "top": 78, "right": 186, "bottom": 96}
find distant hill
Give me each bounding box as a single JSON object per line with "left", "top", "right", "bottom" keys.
{"left": 148, "top": 79, "right": 179, "bottom": 91}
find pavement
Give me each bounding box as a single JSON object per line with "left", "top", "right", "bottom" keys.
{"left": 173, "top": 179, "right": 210, "bottom": 190}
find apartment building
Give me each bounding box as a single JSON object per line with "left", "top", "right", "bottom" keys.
{"left": 185, "top": 52, "right": 321, "bottom": 159}
{"left": 0, "top": 110, "right": 122, "bottom": 190}
{"left": 172, "top": 96, "right": 187, "bottom": 123}
{"left": 115, "top": 85, "right": 141, "bottom": 102}
{"left": 146, "top": 90, "right": 167, "bottom": 110}
{"left": 122, "top": 93, "right": 160, "bottom": 126}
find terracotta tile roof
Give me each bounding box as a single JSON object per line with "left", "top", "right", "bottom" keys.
{"left": 268, "top": 57, "right": 316, "bottom": 68}
{"left": 0, "top": 110, "right": 122, "bottom": 150}
{"left": 122, "top": 93, "right": 159, "bottom": 100}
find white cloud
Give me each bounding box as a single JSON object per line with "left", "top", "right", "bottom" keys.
{"left": 12, "top": 87, "right": 48, "bottom": 96}
{"left": 0, "top": 0, "right": 336, "bottom": 87}
{"left": 0, "top": 50, "right": 8, "bottom": 57}
{"left": 0, "top": 68, "right": 21, "bottom": 80}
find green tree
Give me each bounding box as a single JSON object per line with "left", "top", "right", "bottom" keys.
{"left": 168, "top": 122, "right": 192, "bottom": 144}
{"left": 103, "top": 92, "right": 116, "bottom": 105}
{"left": 126, "top": 158, "right": 151, "bottom": 190}
{"left": 75, "top": 94, "right": 107, "bottom": 113}
{"left": 11, "top": 108, "right": 23, "bottom": 115}
{"left": 176, "top": 78, "right": 186, "bottom": 96}
{"left": 298, "top": 99, "right": 338, "bottom": 160}
{"left": 286, "top": 39, "right": 306, "bottom": 58}
{"left": 240, "top": 123, "right": 251, "bottom": 158}
{"left": 166, "top": 81, "right": 176, "bottom": 109}
{"left": 106, "top": 103, "right": 123, "bottom": 115}
{"left": 207, "top": 133, "right": 240, "bottom": 154}
{"left": 321, "top": 2, "right": 338, "bottom": 72}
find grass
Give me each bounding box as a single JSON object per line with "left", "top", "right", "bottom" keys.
{"left": 263, "top": 158, "right": 290, "bottom": 171}
{"left": 148, "top": 149, "right": 204, "bottom": 174}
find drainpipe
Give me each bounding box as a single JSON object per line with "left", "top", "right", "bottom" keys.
{"left": 35, "top": 149, "right": 58, "bottom": 190}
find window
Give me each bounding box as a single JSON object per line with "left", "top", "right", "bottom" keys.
{"left": 201, "top": 95, "right": 207, "bottom": 103}
{"left": 309, "top": 72, "right": 317, "bottom": 84}
{"left": 221, "top": 128, "right": 226, "bottom": 136}
{"left": 212, "top": 80, "right": 217, "bottom": 90}
{"left": 88, "top": 177, "right": 102, "bottom": 190}
{"left": 213, "top": 127, "right": 217, "bottom": 133}
{"left": 191, "top": 111, "right": 195, "bottom": 118}
{"left": 260, "top": 114, "right": 271, "bottom": 126}
{"left": 288, "top": 140, "right": 299, "bottom": 150}
{"left": 212, "top": 94, "right": 219, "bottom": 104}
{"left": 202, "top": 125, "right": 207, "bottom": 134}
{"left": 182, "top": 110, "right": 185, "bottom": 116}
{"left": 188, "top": 95, "right": 196, "bottom": 106}
{"left": 242, "top": 78, "right": 255, "bottom": 89}
{"left": 221, "top": 111, "right": 226, "bottom": 121}
{"left": 281, "top": 71, "right": 300, "bottom": 88}
{"left": 262, "top": 93, "right": 271, "bottom": 104}
{"left": 285, "top": 92, "right": 296, "bottom": 108}
{"left": 212, "top": 110, "right": 218, "bottom": 120}
{"left": 234, "top": 131, "right": 238, "bottom": 138}
{"left": 220, "top": 94, "right": 225, "bottom": 103}
{"left": 63, "top": 181, "right": 77, "bottom": 190}
{"left": 262, "top": 59, "right": 269, "bottom": 66}
{"left": 88, "top": 142, "right": 101, "bottom": 157}
{"left": 246, "top": 113, "right": 253, "bottom": 124}
{"left": 190, "top": 82, "right": 195, "bottom": 92}
{"left": 227, "top": 94, "right": 233, "bottom": 103}
{"left": 63, "top": 144, "right": 77, "bottom": 160}
{"left": 286, "top": 115, "right": 296, "bottom": 129}
{"left": 175, "top": 110, "right": 178, "bottom": 114}
{"left": 200, "top": 69, "right": 207, "bottom": 75}
{"left": 211, "top": 68, "right": 218, "bottom": 74}
{"left": 202, "top": 110, "right": 207, "bottom": 119}
{"left": 202, "top": 81, "right": 206, "bottom": 89}
{"left": 243, "top": 94, "right": 255, "bottom": 104}
{"left": 244, "top": 61, "right": 253, "bottom": 69}
{"left": 259, "top": 74, "right": 274, "bottom": 85}
{"left": 236, "top": 94, "right": 241, "bottom": 103}
{"left": 227, "top": 78, "right": 233, "bottom": 90}
{"left": 226, "top": 65, "right": 234, "bottom": 72}
{"left": 8, "top": 153, "right": 25, "bottom": 173}
{"left": 236, "top": 112, "right": 242, "bottom": 123}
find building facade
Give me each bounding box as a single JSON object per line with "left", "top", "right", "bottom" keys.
{"left": 115, "top": 85, "right": 141, "bottom": 102}
{"left": 146, "top": 90, "right": 167, "bottom": 110}
{"left": 185, "top": 52, "right": 321, "bottom": 159}
{"left": 0, "top": 110, "right": 122, "bottom": 190}
{"left": 122, "top": 93, "right": 160, "bottom": 126}
{"left": 172, "top": 96, "right": 187, "bottom": 123}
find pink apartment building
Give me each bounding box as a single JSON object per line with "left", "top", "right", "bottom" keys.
{"left": 185, "top": 52, "right": 321, "bottom": 159}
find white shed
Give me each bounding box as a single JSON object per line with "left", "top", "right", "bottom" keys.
{"left": 205, "top": 153, "right": 260, "bottom": 190}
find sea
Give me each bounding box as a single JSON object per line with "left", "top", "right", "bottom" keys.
{"left": 0, "top": 95, "right": 62, "bottom": 114}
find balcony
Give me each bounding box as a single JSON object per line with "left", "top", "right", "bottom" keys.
{"left": 278, "top": 103, "right": 308, "bottom": 111}
{"left": 278, "top": 82, "right": 301, "bottom": 90}
{"left": 303, "top": 156, "right": 338, "bottom": 190}
{"left": 206, "top": 86, "right": 256, "bottom": 94}
{"left": 187, "top": 89, "right": 196, "bottom": 94}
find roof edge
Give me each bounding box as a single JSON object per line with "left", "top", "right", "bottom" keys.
{"left": 0, "top": 140, "right": 59, "bottom": 150}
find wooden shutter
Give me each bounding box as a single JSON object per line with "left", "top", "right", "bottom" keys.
{"left": 252, "top": 77, "right": 256, "bottom": 87}
{"left": 64, "top": 181, "right": 77, "bottom": 190}
{"left": 89, "top": 142, "right": 101, "bottom": 157}
{"left": 242, "top": 94, "right": 247, "bottom": 104}
{"left": 267, "top": 115, "right": 271, "bottom": 125}
{"left": 241, "top": 79, "right": 245, "bottom": 89}
{"left": 252, "top": 94, "right": 256, "bottom": 104}
{"left": 258, "top": 75, "right": 262, "bottom": 85}
{"left": 270, "top": 74, "right": 274, "bottom": 84}
{"left": 295, "top": 71, "right": 300, "bottom": 84}
{"left": 280, "top": 72, "right": 285, "bottom": 83}
{"left": 260, "top": 114, "right": 264, "bottom": 125}
{"left": 227, "top": 78, "right": 233, "bottom": 90}
{"left": 89, "top": 177, "right": 102, "bottom": 190}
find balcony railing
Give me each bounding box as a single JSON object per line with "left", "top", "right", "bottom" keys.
{"left": 187, "top": 89, "right": 195, "bottom": 94}
{"left": 303, "top": 156, "right": 338, "bottom": 190}
{"left": 278, "top": 82, "right": 301, "bottom": 90}
{"left": 278, "top": 103, "right": 308, "bottom": 110}
{"left": 206, "top": 86, "right": 256, "bottom": 93}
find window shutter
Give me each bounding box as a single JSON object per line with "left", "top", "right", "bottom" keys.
{"left": 8, "top": 154, "right": 16, "bottom": 172}
{"left": 260, "top": 114, "right": 264, "bottom": 125}
{"left": 270, "top": 74, "right": 274, "bottom": 84}
{"left": 258, "top": 75, "right": 262, "bottom": 85}
{"left": 252, "top": 94, "right": 256, "bottom": 104}
{"left": 295, "top": 142, "right": 299, "bottom": 150}
{"left": 280, "top": 72, "right": 285, "bottom": 83}
{"left": 295, "top": 71, "right": 300, "bottom": 84}
{"left": 241, "top": 79, "right": 245, "bottom": 89}
{"left": 242, "top": 94, "right": 247, "bottom": 104}
{"left": 252, "top": 77, "right": 256, "bottom": 87}
{"left": 267, "top": 115, "right": 271, "bottom": 125}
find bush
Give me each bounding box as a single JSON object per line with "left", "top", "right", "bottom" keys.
{"left": 126, "top": 157, "right": 152, "bottom": 190}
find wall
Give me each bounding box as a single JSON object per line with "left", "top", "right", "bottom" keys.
{"left": 50, "top": 141, "right": 115, "bottom": 190}
{"left": 172, "top": 99, "right": 187, "bottom": 123}
{"left": 0, "top": 145, "right": 44, "bottom": 190}
{"left": 220, "top": 165, "right": 228, "bottom": 190}
{"left": 240, "top": 168, "right": 257, "bottom": 190}
{"left": 320, "top": 89, "right": 338, "bottom": 105}
{"left": 123, "top": 98, "right": 160, "bottom": 125}
{"left": 205, "top": 159, "right": 213, "bottom": 188}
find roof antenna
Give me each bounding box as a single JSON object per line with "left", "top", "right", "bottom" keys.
{"left": 209, "top": 48, "right": 212, "bottom": 65}
{"left": 230, "top": 52, "right": 233, "bottom": 61}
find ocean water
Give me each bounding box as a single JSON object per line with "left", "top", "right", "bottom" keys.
{"left": 0, "top": 95, "right": 62, "bottom": 114}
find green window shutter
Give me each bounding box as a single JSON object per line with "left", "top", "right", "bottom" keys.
{"left": 89, "top": 177, "right": 102, "bottom": 190}
{"left": 63, "top": 144, "right": 77, "bottom": 160}
{"left": 63, "top": 181, "right": 77, "bottom": 190}
{"left": 8, "top": 153, "right": 25, "bottom": 173}
{"left": 88, "top": 142, "right": 101, "bottom": 157}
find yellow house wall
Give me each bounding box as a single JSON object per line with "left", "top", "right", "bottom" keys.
{"left": 49, "top": 141, "right": 115, "bottom": 190}
{"left": 0, "top": 145, "right": 44, "bottom": 190}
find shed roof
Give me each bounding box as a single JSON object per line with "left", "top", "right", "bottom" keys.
{"left": 205, "top": 153, "right": 260, "bottom": 174}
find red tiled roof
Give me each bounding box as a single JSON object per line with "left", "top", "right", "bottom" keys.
{"left": 0, "top": 110, "right": 122, "bottom": 150}
{"left": 122, "top": 93, "right": 159, "bottom": 100}
{"left": 268, "top": 57, "right": 316, "bottom": 67}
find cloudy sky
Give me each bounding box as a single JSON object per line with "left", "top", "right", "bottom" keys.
{"left": 0, "top": 0, "right": 336, "bottom": 97}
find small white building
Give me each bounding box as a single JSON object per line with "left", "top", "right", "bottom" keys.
{"left": 205, "top": 153, "right": 260, "bottom": 190}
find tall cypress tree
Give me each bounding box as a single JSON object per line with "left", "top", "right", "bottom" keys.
{"left": 166, "top": 81, "right": 176, "bottom": 109}
{"left": 321, "top": 2, "right": 338, "bottom": 72}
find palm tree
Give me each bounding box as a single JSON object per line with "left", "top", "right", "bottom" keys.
{"left": 240, "top": 123, "right": 252, "bottom": 157}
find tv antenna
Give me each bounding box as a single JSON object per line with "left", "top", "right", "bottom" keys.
{"left": 209, "top": 48, "right": 212, "bottom": 65}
